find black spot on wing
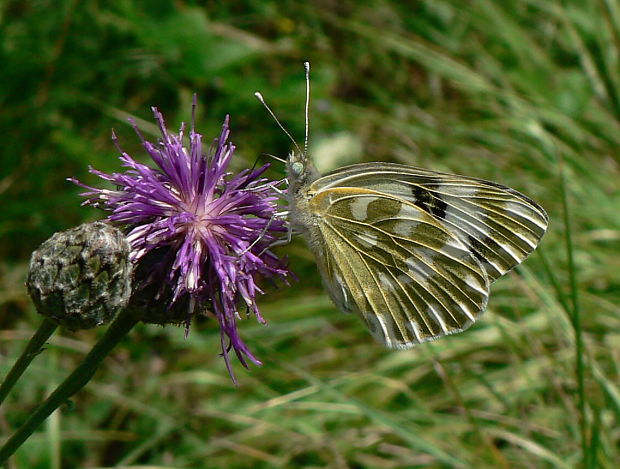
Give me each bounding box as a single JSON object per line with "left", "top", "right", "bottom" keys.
{"left": 410, "top": 183, "right": 448, "bottom": 219}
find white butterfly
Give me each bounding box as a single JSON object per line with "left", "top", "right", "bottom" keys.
{"left": 258, "top": 63, "right": 548, "bottom": 348}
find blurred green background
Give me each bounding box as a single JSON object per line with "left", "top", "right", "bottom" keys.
{"left": 1, "top": 1, "right": 619, "bottom": 468}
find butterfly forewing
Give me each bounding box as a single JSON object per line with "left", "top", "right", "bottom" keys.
{"left": 312, "top": 162, "right": 549, "bottom": 282}
{"left": 307, "top": 186, "right": 491, "bottom": 348}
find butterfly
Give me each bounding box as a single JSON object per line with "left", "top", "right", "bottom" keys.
{"left": 258, "top": 63, "right": 548, "bottom": 348}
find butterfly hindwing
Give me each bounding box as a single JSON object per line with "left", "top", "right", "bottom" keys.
{"left": 306, "top": 186, "right": 491, "bottom": 348}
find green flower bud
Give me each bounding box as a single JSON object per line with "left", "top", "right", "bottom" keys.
{"left": 27, "top": 222, "right": 132, "bottom": 331}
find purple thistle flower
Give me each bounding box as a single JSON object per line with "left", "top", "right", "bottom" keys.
{"left": 70, "top": 99, "right": 290, "bottom": 380}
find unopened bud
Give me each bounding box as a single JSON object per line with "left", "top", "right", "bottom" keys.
{"left": 126, "top": 248, "right": 195, "bottom": 325}
{"left": 27, "top": 222, "right": 132, "bottom": 330}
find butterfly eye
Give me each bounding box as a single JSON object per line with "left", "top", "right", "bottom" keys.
{"left": 291, "top": 161, "right": 304, "bottom": 176}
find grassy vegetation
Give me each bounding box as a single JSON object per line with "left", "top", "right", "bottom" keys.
{"left": 1, "top": 0, "right": 619, "bottom": 467}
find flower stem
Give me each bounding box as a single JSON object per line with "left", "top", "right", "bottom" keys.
{"left": 0, "top": 309, "right": 139, "bottom": 465}
{"left": 0, "top": 318, "right": 58, "bottom": 407}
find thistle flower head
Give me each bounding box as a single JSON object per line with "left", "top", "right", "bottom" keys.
{"left": 70, "top": 99, "right": 289, "bottom": 379}
{"left": 27, "top": 221, "right": 132, "bottom": 331}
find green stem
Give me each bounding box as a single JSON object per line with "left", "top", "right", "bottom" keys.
{"left": 559, "top": 154, "right": 588, "bottom": 466}
{"left": 0, "top": 318, "right": 58, "bottom": 407}
{"left": 0, "top": 309, "right": 139, "bottom": 466}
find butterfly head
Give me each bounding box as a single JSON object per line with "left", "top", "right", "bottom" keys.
{"left": 287, "top": 149, "right": 320, "bottom": 196}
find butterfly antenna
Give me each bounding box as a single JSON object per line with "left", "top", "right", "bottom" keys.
{"left": 254, "top": 91, "right": 303, "bottom": 156}
{"left": 303, "top": 61, "right": 310, "bottom": 157}
{"left": 262, "top": 152, "right": 288, "bottom": 165}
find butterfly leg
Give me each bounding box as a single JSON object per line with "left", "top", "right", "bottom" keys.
{"left": 240, "top": 210, "right": 291, "bottom": 256}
